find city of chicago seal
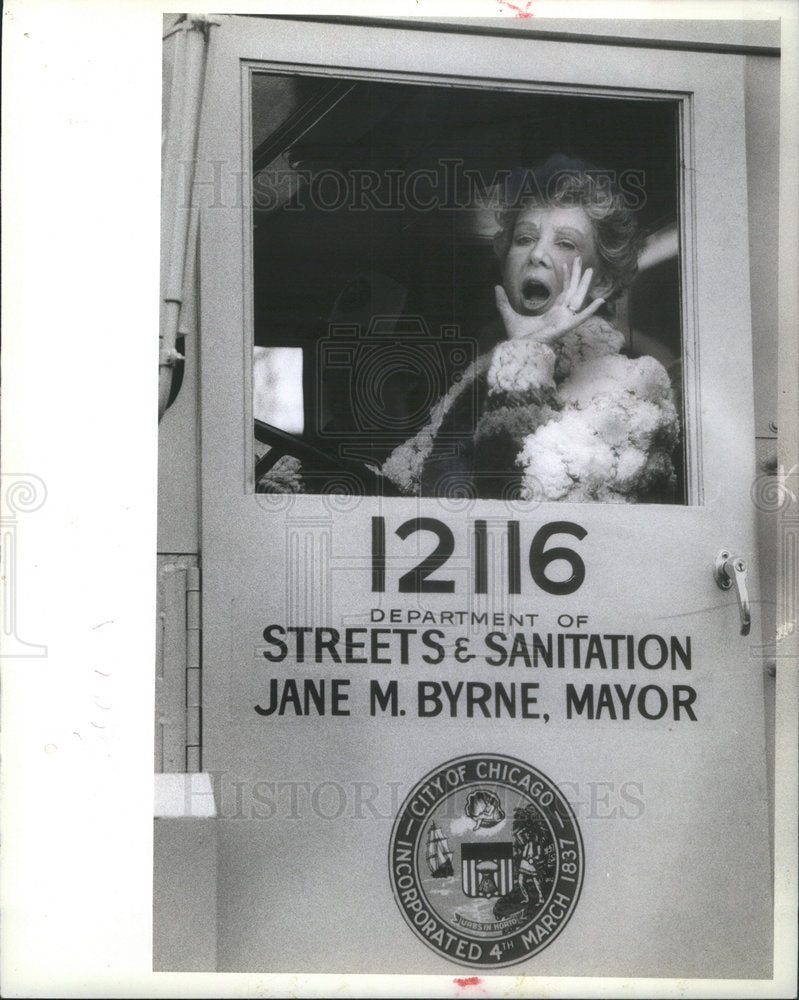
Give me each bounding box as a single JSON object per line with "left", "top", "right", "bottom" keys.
{"left": 388, "top": 753, "right": 584, "bottom": 967}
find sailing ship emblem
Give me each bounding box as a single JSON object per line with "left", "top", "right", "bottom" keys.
{"left": 426, "top": 822, "right": 454, "bottom": 878}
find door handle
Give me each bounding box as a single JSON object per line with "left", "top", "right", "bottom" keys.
{"left": 713, "top": 550, "right": 751, "bottom": 636}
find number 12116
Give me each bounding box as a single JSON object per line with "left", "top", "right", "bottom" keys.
{"left": 370, "top": 516, "right": 587, "bottom": 596}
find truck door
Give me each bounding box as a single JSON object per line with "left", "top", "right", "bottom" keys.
{"left": 193, "top": 16, "right": 771, "bottom": 976}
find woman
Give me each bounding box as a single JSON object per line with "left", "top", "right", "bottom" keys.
{"left": 382, "top": 162, "right": 680, "bottom": 503}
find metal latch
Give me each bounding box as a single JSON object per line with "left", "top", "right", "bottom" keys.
{"left": 714, "top": 550, "right": 751, "bottom": 636}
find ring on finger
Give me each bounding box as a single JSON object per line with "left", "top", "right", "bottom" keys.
{"left": 566, "top": 303, "right": 578, "bottom": 313}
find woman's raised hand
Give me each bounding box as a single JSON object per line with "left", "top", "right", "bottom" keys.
{"left": 495, "top": 258, "right": 605, "bottom": 344}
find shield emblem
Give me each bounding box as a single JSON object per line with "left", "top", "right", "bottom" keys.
{"left": 461, "top": 842, "right": 514, "bottom": 898}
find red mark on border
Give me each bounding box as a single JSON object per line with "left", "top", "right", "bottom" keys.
{"left": 496, "top": 0, "right": 535, "bottom": 16}
{"left": 453, "top": 978, "right": 482, "bottom": 988}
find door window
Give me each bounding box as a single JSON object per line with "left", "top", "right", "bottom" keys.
{"left": 250, "top": 73, "right": 686, "bottom": 504}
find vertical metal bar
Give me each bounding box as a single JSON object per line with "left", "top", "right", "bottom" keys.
{"left": 160, "top": 17, "right": 218, "bottom": 419}
{"left": 155, "top": 561, "right": 190, "bottom": 772}
{"left": 507, "top": 520, "right": 521, "bottom": 595}
{"left": 185, "top": 565, "right": 202, "bottom": 771}
{"left": 474, "top": 520, "right": 488, "bottom": 594}
{"left": 371, "top": 516, "right": 386, "bottom": 592}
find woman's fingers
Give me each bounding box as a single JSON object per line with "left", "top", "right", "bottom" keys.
{"left": 575, "top": 265, "right": 594, "bottom": 305}
{"left": 495, "top": 284, "right": 527, "bottom": 338}
{"left": 559, "top": 259, "right": 595, "bottom": 314}
{"left": 571, "top": 256, "right": 583, "bottom": 294}
{"left": 494, "top": 275, "right": 602, "bottom": 346}
{"left": 543, "top": 291, "right": 604, "bottom": 345}
{"left": 562, "top": 260, "right": 573, "bottom": 294}
{"left": 572, "top": 295, "right": 605, "bottom": 323}
{"left": 494, "top": 284, "right": 513, "bottom": 320}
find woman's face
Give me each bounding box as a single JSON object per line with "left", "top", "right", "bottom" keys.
{"left": 502, "top": 203, "right": 604, "bottom": 315}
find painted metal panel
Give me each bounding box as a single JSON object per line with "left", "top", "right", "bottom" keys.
{"left": 192, "top": 16, "right": 772, "bottom": 978}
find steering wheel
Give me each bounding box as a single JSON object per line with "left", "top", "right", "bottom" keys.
{"left": 254, "top": 419, "right": 401, "bottom": 496}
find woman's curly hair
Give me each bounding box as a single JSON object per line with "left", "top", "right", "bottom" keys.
{"left": 493, "top": 166, "right": 645, "bottom": 302}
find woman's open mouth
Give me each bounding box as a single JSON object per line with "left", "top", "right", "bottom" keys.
{"left": 521, "top": 277, "right": 552, "bottom": 312}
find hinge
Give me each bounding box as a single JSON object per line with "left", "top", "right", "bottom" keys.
{"left": 185, "top": 565, "right": 202, "bottom": 771}
{"left": 155, "top": 556, "right": 202, "bottom": 773}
